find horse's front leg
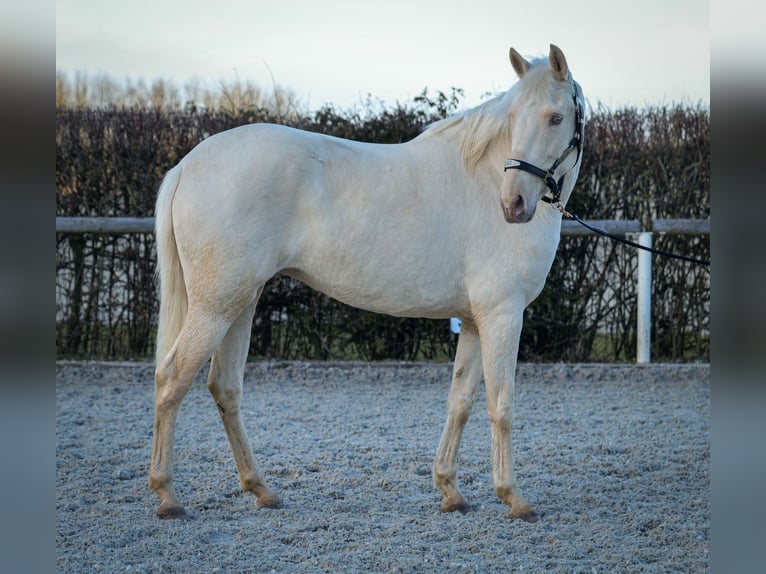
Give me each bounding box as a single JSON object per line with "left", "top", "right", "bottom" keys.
{"left": 478, "top": 309, "right": 536, "bottom": 521}
{"left": 433, "top": 320, "right": 483, "bottom": 512}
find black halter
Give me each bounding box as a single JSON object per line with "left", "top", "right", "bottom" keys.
{"left": 503, "top": 80, "right": 584, "bottom": 205}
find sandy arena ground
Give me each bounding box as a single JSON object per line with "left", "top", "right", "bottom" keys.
{"left": 56, "top": 361, "right": 709, "bottom": 573}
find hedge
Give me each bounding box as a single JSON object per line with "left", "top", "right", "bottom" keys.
{"left": 56, "top": 92, "right": 709, "bottom": 362}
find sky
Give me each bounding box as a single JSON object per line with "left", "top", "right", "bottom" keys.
{"left": 56, "top": 0, "right": 709, "bottom": 111}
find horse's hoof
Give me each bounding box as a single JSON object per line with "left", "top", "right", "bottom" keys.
{"left": 507, "top": 506, "right": 538, "bottom": 522}
{"left": 157, "top": 502, "right": 189, "bottom": 520}
{"left": 440, "top": 496, "right": 469, "bottom": 514}
{"left": 255, "top": 494, "right": 282, "bottom": 509}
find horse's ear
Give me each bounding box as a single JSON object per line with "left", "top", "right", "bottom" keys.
{"left": 549, "top": 44, "right": 569, "bottom": 81}
{"left": 509, "top": 48, "right": 530, "bottom": 78}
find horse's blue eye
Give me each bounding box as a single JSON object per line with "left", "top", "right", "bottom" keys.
{"left": 550, "top": 115, "right": 564, "bottom": 125}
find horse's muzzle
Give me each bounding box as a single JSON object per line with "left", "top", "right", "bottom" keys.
{"left": 501, "top": 194, "right": 535, "bottom": 223}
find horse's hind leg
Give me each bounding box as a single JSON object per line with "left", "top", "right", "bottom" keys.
{"left": 207, "top": 290, "right": 281, "bottom": 509}
{"left": 150, "top": 310, "right": 233, "bottom": 519}
{"left": 433, "top": 320, "right": 483, "bottom": 512}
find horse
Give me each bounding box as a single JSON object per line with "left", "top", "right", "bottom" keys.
{"left": 150, "top": 44, "right": 585, "bottom": 521}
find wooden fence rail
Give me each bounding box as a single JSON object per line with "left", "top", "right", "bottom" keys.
{"left": 56, "top": 217, "right": 155, "bottom": 234}
{"left": 55, "top": 216, "right": 710, "bottom": 236}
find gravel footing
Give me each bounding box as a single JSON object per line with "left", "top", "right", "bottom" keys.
{"left": 56, "top": 361, "right": 709, "bottom": 573}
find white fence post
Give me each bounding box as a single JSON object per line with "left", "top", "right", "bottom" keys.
{"left": 636, "top": 232, "right": 653, "bottom": 364}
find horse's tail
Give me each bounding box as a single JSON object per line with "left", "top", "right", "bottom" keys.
{"left": 154, "top": 165, "right": 187, "bottom": 367}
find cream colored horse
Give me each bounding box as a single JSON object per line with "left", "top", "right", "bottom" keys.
{"left": 150, "top": 44, "right": 584, "bottom": 521}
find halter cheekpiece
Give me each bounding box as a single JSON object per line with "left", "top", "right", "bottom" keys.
{"left": 503, "top": 80, "right": 584, "bottom": 205}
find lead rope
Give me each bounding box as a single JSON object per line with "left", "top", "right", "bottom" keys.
{"left": 551, "top": 202, "right": 710, "bottom": 266}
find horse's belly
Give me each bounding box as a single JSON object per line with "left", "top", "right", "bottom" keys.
{"left": 284, "top": 263, "right": 464, "bottom": 320}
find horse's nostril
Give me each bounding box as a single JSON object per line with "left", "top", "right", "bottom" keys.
{"left": 512, "top": 195, "right": 525, "bottom": 218}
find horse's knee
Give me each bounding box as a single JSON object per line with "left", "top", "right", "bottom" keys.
{"left": 447, "top": 398, "right": 472, "bottom": 427}
{"left": 487, "top": 406, "right": 513, "bottom": 433}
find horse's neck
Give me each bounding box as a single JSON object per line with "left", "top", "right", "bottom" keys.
{"left": 417, "top": 128, "right": 508, "bottom": 192}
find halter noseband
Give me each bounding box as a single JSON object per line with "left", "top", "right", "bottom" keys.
{"left": 503, "top": 80, "right": 584, "bottom": 205}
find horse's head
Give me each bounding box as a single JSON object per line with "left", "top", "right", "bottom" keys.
{"left": 500, "top": 44, "right": 584, "bottom": 223}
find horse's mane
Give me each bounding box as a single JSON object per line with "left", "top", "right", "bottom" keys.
{"left": 422, "top": 58, "right": 569, "bottom": 169}
{"left": 422, "top": 92, "right": 513, "bottom": 169}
